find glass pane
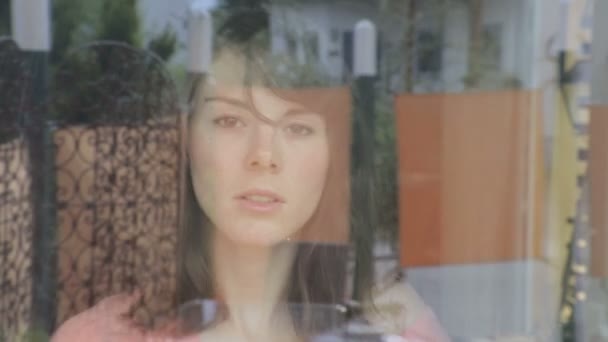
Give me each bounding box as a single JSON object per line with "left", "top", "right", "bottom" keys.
{"left": 2, "top": 0, "right": 608, "bottom": 341}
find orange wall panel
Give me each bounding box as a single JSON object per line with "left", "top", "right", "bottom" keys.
{"left": 396, "top": 91, "right": 544, "bottom": 267}
{"left": 275, "top": 87, "right": 352, "bottom": 244}
{"left": 395, "top": 95, "right": 443, "bottom": 266}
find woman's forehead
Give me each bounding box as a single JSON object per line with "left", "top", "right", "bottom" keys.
{"left": 201, "top": 47, "right": 343, "bottom": 116}
{"left": 210, "top": 85, "right": 301, "bottom": 107}
{"left": 203, "top": 82, "right": 328, "bottom": 121}
{"left": 202, "top": 83, "right": 341, "bottom": 117}
{"left": 209, "top": 47, "right": 269, "bottom": 86}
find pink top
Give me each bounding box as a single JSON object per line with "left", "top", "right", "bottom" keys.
{"left": 51, "top": 295, "right": 450, "bottom": 341}
{"left": 398, "top": 308, "right": 450, "bottom": 342}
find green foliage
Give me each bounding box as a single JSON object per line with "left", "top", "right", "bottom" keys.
{"left": 373, "top": 94, "right": 399, "bottom": 246}
{"left": 267, "top": 54, "right": 332, "bottom": 88}
{"left": 49, "top": 0, "right": 144, "bottom": 63}
{"left": 50, "top": 0, "right": 135, "bottom": 66}
{"left": 51, "top": 48, "right": 102, "bottom": 124}
{"left": 0, "top": 328, "right": 50, "bottom": 342}
{"left": 167, "top": 63, "right": 189, "bottom": 103}
{"left": 97, "top": 0, "right": 140, "bottom": 46}
{"left": 377, "top": 0, "right": 523, "bottom": 92}
{"left": 147, "top": 25, "right": 177, "bottom": 62}
{"left": 216, "top": 4, "right": 269, "bottom": 45}
{"left": 19, "top": 329, "right": 50, "bottom": 342}
{"left": 49, "top": 0, "right": 161, "bottom": 125}
{"left": 51, "top": 0, "right": 87, "bottom": 64}
{"left": 219, "top": 0, "right": 269, "bottom": 10}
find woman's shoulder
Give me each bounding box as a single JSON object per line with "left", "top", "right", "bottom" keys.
{"left": 51, "top": 292, "right": 146, "bottom": 342}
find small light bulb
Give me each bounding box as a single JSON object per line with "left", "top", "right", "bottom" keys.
{"left": 560, "top": 305, "right": 573, "bottom": 323}
{"left": 576, "top": 292, "right": 587, "bottom": 301}
{"left": 572, "top": 264, "right": 588, "bottom": 275}
{"left": 576, "top": 239, "right": 588, "bottom": 248}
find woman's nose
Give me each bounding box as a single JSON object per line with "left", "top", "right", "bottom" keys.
{"left": 245, "top": 125, "right": 281, "bottom": 172}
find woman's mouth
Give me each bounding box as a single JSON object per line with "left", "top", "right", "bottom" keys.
{"left": 235, "top": 190, "right": 285, "bottom": 213}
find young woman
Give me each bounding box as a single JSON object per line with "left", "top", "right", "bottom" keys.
{"left": 51, "top": 10, "right": 449, "bottom": 342}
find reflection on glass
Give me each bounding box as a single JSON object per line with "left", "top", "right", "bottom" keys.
{"left": 175, "top": 299, "right": 391, "bottom": 341}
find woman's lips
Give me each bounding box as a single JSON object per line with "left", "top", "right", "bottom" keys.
{"left": 236, "top": 197, "right": 283, "bottom": 213}
{"left": 235, "top": 189, "right": 285, "bottom": 213}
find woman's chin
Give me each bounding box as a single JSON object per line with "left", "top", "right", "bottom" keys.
{"left": 221, "top": 226, "right": 291, "bottom": 248}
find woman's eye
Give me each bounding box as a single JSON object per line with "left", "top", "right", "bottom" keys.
{"left": 285, "top": 123, "right": 314, "bottom": 136}
{"left": 213, "top": 116, "right": 244, "bottom": 128}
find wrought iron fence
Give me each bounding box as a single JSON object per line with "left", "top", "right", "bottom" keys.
{"left": 0, "top": 40, "right": 182, "bottom": 340}
{"left": 0, "top": 37, "right": 35, "bottom": 341}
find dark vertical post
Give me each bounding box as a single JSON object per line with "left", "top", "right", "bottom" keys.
{"left": 351, "top": 19, "right": 377, "bottom": 302}
{"left": 12, "top": 0, "right": 57, "bottom": 334}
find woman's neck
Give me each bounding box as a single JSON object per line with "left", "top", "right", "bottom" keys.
{"left": 212, "top": 232, "right": 296, "bottom": 334}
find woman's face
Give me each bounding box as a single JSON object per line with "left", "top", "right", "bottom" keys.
{"left": 189, "top": 83, "right": 330, "bottom": 246}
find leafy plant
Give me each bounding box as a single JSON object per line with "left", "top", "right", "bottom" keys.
{"left": 373, "top": 94, "right": 399, "bottom": 248}
{"left": 19, "top": 329, "right": 50, "bottom": 342}
{"left": 0, "top": 0, "right": 9, "bottom": 35}
{"left": 147, "top": 25, "right": 177, "bottom": 62}
{"left": 97, "top": 0, "right": 140, "bottom": 46}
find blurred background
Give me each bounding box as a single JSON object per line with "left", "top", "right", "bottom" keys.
{"left": 1, "top": 0, "right": 607, "bottom": 341}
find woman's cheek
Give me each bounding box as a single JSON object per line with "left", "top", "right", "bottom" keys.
{"left": 190, "top": 126, "right": 227, "bottom": 174}
{"left": 189, "top": 136, "right": 222, "bottom": 215}
{"left": 287, "top": 146, "right": 329, "bottom": 219}
{"left": 299, "top": 141, "right": 329, "bottom": 184}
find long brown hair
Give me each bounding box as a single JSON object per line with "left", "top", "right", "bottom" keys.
{"left": 175, "top": 36, "right": 353, "bottom": 335}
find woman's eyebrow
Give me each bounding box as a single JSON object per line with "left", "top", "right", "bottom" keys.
{"left": 204, "top": 95, "right": 322, "bottom": 121}
{"left": 203, "top": 96, "right": 251, "bottom": 110}
{"left": 283, "top": 108, "right": 322, "bottom": 119}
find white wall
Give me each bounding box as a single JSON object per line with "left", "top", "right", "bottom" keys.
{"left": 407, "top": 261, "right": 559, "bottom": 340}
{"left": 440, "top": 3, "right": 469, "bottom": 92}
{"left": 438, "top": 0, "right": 534, "bottom": 92}
{"left": 270, "top": 1, "right": 382, "bottom": 82}
{"left": 270, "top": 3, "right": 331, "bottom": 65}
{"left": 270, "top": 1, "right": 539, "bottom": 92}
{"left": 136, "top": 0, "right": 553, "bottom": 92}
{"left": 483, "top": 0, "right": 524, "bottom": 82}
{"left": 270, "top": 0, "right": 415, "bottom": 86}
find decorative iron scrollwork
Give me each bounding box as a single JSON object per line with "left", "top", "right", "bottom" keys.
{"left": 0, "top": 37, "right": 34, "bottom": 340}
{"left": 51, "top": 42, "right": 182, "bottom": 327}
